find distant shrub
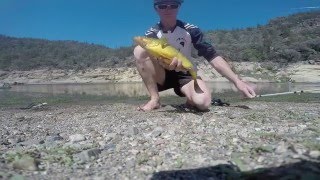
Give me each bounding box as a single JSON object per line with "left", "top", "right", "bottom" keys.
{"left": 0, "top": 11, "right": 319, "bottom": 70}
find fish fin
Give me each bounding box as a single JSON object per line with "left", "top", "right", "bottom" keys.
{"left": 159, "top": 37, "right": 169, "bottom": 49}
{"left": 189, "top": 70, "right": 197, "bottom": 80}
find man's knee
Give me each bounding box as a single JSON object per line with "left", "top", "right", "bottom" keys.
{"left": 195, "top": 96, "right": 211, "bottom": 111}
{"left": 134, "top": 46, "right": 148, "bottom": 63}
{"left": 189, "top": 89, "right": 211, "bottom": 111}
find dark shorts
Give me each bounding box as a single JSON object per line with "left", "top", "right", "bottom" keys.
{"left": 157, "top": 70, "right": 196, "bottom": 97}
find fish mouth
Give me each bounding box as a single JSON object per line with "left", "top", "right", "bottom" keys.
{"left": 134, "top": 36, "right": 146, "bottom": 47}
{"left": 133, "top": 36, "right": 160, "bottom": 48}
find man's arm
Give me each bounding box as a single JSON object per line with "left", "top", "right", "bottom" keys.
{"left": 210, "top": 56, "right": 256, "bottom": 98}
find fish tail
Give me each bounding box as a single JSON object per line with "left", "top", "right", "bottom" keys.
{"left": 189, "top": 70, "right": 203, "bottom": 93}
{"left": 193, "top": 79, "right": 203, "bottom": 93}
{"left": 189, "top": 70, "right": 197, "bottom": 80}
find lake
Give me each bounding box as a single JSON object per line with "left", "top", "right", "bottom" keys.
{"left": 2, "top": 82, "right": 320, "bottom": 97}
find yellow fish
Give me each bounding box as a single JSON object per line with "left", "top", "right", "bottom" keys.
{"left": 134, "top": 36, "right": 203, "bottom": 93}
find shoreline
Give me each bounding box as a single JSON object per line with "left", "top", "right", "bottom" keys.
{"left": 1, "top": 63, "right": 319, "bottom": 179}
{"left": 0, "top": 62, "right": 319, "bottom": 86}
{"left": 1, "top": 100, "right": 319, "bottom": 179}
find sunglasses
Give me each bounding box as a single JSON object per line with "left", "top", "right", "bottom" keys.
{"left": 155, "top": 4, "right": 180, "bottom": 10}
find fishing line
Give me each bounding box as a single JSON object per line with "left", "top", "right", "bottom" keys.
{"left": 255, "top": 89, "right": 320, "bottom": 97}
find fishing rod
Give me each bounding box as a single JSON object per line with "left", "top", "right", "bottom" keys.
{"left": 255, "top": 89, "right": 320, "bottom": 97}
{"left": 211, "top": 89, "right": 320, "bottom": 109}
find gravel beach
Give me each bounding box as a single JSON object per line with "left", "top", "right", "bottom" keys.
{"left": 1, "top": 97, "right": 320, "bottom": 179}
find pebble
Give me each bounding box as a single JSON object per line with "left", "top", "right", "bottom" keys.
{"left": 309, "top": 150, "right": 320, "bottom": 159}
{"left": 275, "top": 142, "right": 288, "bottom": 154}
{"left": 151, "top": 127, "right": 164, "bottom": 138}
{"left": 257, "top": 156, "right": 265, "bottom": 163}
{"left": 298, "top": 124, "right": 307, "bottom": 129}
{"left": 13, "top": 156, "right": 38, "bottom": 171}
{"left": 129, "top": 127, "right": 139, "bottom": 136}
{"left": 129, "top": 140, "right": 138, "bottom": 147}
{"left": 69, "top": 134, "right": 86, "bottom": 143}
{"left": 1, "top": 100, "right": 320, "bottom": 179}
{"left": 104, "top": 133, "right": 117, "bottom": 142}
{"left": 291, "top": 144, "right": 307, "bottom": 155}
{"left": 228, "top": 114, "right": 237, "bottom": 119}
{"left": 75, "top": 149, "right": 102, "bottom": 163}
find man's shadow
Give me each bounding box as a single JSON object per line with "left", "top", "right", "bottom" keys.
{"left": 160, "top": 104, "right": 209, "bottom": 115}
{"left": 151, "top": 160, "right": 320, "bottom": 180}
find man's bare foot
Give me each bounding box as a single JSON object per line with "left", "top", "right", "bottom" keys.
{"left": 137, "top": 99, "right": 161, "bottom": 111}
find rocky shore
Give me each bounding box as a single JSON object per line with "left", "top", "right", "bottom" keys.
{"left": 0, "top": 61, "right": 319, "bottom": 179}
{"left": 0, "top": 99, "right": 319, "bottom": 179}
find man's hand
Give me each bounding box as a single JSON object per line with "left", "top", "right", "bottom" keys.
{"left": 157, "top": 57, "right": 187, "bottom": 72}
{"left": 235, "top": 80, "right": 257, "bottom": 98}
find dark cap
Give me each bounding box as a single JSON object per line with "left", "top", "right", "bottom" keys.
{"left": 154, "top": 0, "right": 184, "bottom": 5}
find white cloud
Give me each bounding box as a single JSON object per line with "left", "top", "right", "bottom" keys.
{"left": 292, "top": 6, "right": 320, "bottom": 10}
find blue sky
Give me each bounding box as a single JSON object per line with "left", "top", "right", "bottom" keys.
{"left": 0, "top": 0, "right": 319, "bottom": 48}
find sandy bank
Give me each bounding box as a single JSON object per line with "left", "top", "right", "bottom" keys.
{"left": 0, "top": 62, "right": 319, "bottom": 85}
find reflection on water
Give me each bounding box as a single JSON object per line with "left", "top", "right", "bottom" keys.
{"left": 2, "top": 82, "right": 320, "bottom": 97}
{"left": 208, "top": 82, "right": 320, "bottom": 94}
{"left": 6, "top": 83, "right": 148, "bottom": 97}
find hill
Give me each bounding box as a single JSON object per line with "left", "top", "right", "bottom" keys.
{"left": 0, "top": 36, "right": 134, "bottom": 71}
{"left": 0, "top": 11, "right": 319, "bottom": 72}
{"left": 205, "top": 11, "right": 320, "bottom": 65}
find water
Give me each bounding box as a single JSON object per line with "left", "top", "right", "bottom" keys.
{"left": 2, "top": 82, "right": 320, "bottom": 97}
